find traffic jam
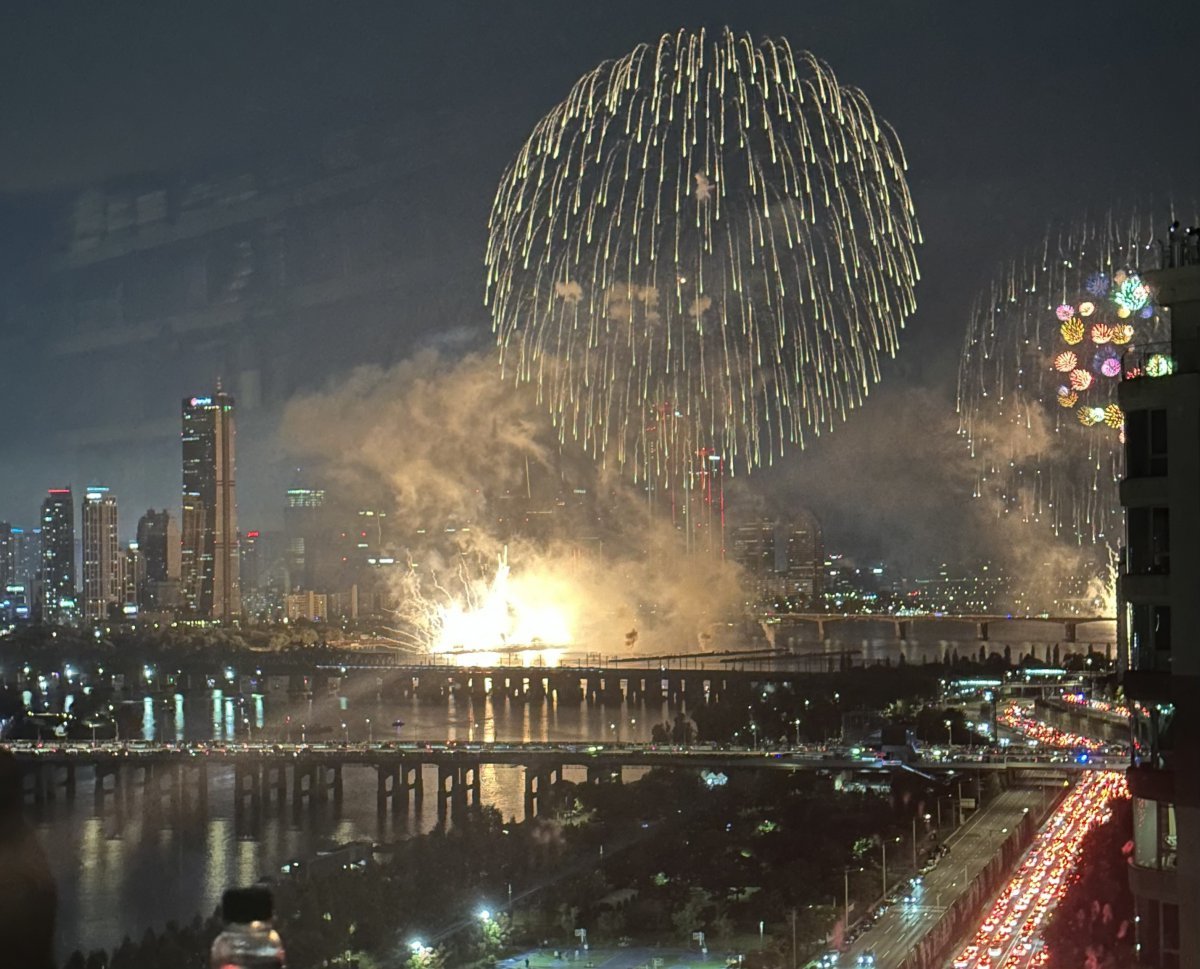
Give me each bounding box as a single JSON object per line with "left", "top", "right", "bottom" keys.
{"left": 948, "top": 770, "right": 1128, "bottom": 969}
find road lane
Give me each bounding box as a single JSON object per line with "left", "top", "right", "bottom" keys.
{"left": 839, "top": 786, "right": 1047, "bottom": 969}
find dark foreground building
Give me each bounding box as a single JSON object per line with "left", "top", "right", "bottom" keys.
{"left": 1119, "top": 231, "right": 1200, "bottom": 968}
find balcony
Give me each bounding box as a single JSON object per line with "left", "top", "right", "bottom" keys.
{"left": 1122, "top": 573, "right": 1170, "bottom": 600}
{"left": 1125, "top": 669, "right": 1173, "bottom": 703}
{"left": 1129, "top": 764, "right": 1176, "bottom": 802}
{"left": 1122, "top": 342, "right": 1178, "bottom": 382}
{"left": 1151, "top": 232, "right": 1200, "bottom": 271}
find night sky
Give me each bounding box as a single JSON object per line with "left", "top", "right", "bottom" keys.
{"left": 2, "top": 0, "right": 1198, "bottom": 572}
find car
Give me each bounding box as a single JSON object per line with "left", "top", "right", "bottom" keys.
{"left": 856, "top": 954, "right": 876, "bottom": 968}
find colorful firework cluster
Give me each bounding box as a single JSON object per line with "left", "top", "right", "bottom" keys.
{"left": 486, "top": 28, "right": 921, "bottom": 485}
{"left": 1050, "top": 268, "right": 1152, "bottom": 434}
{"left": 957, "top": 217, "right": 1168, "bottom": 548}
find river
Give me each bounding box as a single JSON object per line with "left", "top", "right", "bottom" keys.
{"left": 30, "top": 687, "right": 674, "bottom": 958}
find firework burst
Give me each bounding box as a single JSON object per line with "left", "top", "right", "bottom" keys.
{"left": 485, "top": 27, "right": 921, "bottom": 483}
{"left": 957, "top": 214, "right": 1168, "bottom": 548}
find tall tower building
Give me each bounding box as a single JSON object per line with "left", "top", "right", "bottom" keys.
{"left": 181, "top": 391, "right": 240, "bottom": 620}
{"left": 81, "top": 487, "right": 121, "bottom": 622}
{"left": 783, "top": 509, "right": 824, "bottom": 604}
{"left": 0, "top": 522, "right": 13, "bottom": 590}
{"left": 284, "top": 486, "right": 327, "bottom": 590}
{"left": 1118, "top": 233, "right": 1200, "bottom": 969}
{"left": 11, "top": 528, "right": 40, "bottom": 597}
{"left": 136, "top": 508, "right": 180, "bottom": 610}
{"left": 40, "top": 488, "right": 76, "bottom": 622}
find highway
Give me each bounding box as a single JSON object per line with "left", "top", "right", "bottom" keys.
{"left": 946, "top": 771, "right": 1127, "bottom": 969}
{"left": 0, "top": 738, "right": 1124, "bottom": 774}
{"left": 838, "top": 786, "right": 1048, "bottom": 969}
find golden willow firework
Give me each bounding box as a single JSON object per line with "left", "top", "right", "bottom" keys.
{"left": 957, "top": 215, "right": 1168, "bottom": 548}
{"left": 485, "top": 28, "right": 921, "bottom": 482}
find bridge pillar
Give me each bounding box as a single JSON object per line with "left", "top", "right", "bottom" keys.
{"left": 437, "top": 763, "right": 469, "bottom": 823}
{"left": 293, "top": 761, "right": 315, "bottom": 809}
{"left": 586, "top": 764, "right": 622, "bottom": 785}
{"left": 552, "top": 673, "right": 582, "bottom": 705}
{"left": 182, "top": 761, "right": 207, "bottom": 814}
{"left": 330, "top": 764, "right": 343, "bottom": 807}
{"left": 527, "top": 676, "right": 547, "bottom": 703}
{"left": 585, "top": 675, "right": 601, "bottom": 705}
{"left": 94, "top": 763, "right": 122, "bottom": 810}
{"left": 263, "top": 762, "right": 288, "bottom": 808}
{"left": 145, "top": 762, "right": 182, "bottom": 818}
{"left": 599, "top": 676, "right": 624, "bottom": 706}
{"left": 463, "top": 761, "right": 481, "bottom": 806}
{"left": 234, "top": 761, "right": 263, "bottom": 815}
{"left": 642, "top": 676, "right": 665, "bottom": 704}
{"left": 377, "top": 764, "right": 401, "bottom": 815}
{"left": 22, "top": 765, "right": 47, "bottom": 805}
{"left": 523, "top": 763, "right": 562, "bottom": 818}
{"left": 405, "top": 760, "right": 424, "bottom": 809}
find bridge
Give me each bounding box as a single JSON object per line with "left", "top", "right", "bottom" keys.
{"left": 7, "top": 740, "right": 1109, "bottom": 823}
{"left": 760, "top": 614, "right": 1117, "bottom": 665}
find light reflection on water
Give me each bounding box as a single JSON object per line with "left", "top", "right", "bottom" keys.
{"left": 36, "top": 692, "right": 670, "bottom": 956}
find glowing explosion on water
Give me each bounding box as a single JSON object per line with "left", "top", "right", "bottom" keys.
{"left": 485, "top": 27, "right": 921, "bottom": 488}
{"left": 397, "top": 548, "right": 571, "bottom": 667}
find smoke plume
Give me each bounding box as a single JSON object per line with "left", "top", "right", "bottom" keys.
{"left": 281, "top": 351, "right": 745, "bottom": 654}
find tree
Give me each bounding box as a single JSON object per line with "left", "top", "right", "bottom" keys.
{"left": 1043, "top": 798, "right": 1135, "bottom": 968}
{"left": 671, "top": 888, "right": 712, "bottom": 941}
{"left": 407, "top": 944, "right": 447, "bottom": 969}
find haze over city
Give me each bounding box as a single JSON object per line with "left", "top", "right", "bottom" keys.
{"left": 1, "top": 5, "right": 1198, "bottom": 969}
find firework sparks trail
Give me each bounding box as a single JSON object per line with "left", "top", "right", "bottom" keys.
{"left": 485, "top": 27, "right": 921, "bottom": 485}
{"left": 956, "top": 214, "right": 1169, "bottom": 553}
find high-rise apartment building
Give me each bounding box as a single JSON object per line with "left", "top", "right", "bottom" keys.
{"left": 181, "top": 391, "right": 240, "bottom": 620}
{"left": 81, "top": 486, "right": 121, "bottom": 622}
{"left": 1118, "top": 231, "right": 1200, "bottom": 968}
{"left": 40, "top": 488, "right": 76, "bottom": 622}
{"left": 136, "top": 508, "right": 180, "bottom": 611}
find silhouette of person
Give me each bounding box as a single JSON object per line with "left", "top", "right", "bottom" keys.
{"left": 0, "top": 749, "right": 56, "bottom": 969}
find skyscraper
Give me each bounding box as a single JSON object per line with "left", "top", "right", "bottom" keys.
{"left": 284, "top": 486, "right": 327, "bottom": 591}
{"left": 81, "top": 487, "right": 121, "bottom": 622}
{"left": 181, "top": 390, "right": 240, "bottom": 620}
{"left": 0, "top": 522, "right": 13, "bottom": 590}
{"left": 40, "top": 488, "right": 76, "bottom": 622}
{"left": 11, "top": 528, "right": 41, "bottom": 599}
{"left": 729, "top": 511, "right": 824, "bottom": 607}
{"left": 136, "top": 509, "right": 180, "bottom": 611}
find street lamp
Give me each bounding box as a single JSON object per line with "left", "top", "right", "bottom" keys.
{"left": 341, "top": 721, "right": 349, "bottom": 743}
{"left": 793, "top": 717, "right": 802, "bottom": 748}
{"left": 366, "top": 717, "right": 372, "bottom": 743}
{"left": 944, "top": 718, "right": 953, "bottom": 747}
